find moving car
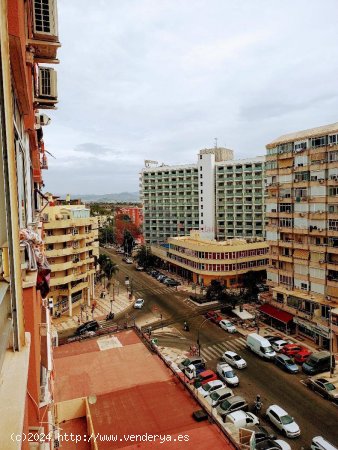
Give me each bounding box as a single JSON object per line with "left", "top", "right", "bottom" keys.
{"left": 178, "top": 356, "right": 206, "bottom": 371}
{"left": 206, "top": 387, "right": 234, "bottom": 407}
{"left": 216, "top": 395, "right": 248, "bottom": 420}
{"left": 265, "top": 404, "right": 300, "bottom": 438}
{"left": 205, "top": 310, "right": 223, "bottom": 324}
{"left": 294, "top": 348, "right": 312, "bottom": 364}
{"left": 246, "top": 333, "right": 276, "bottom": 360}
{"left": 219, "top": 319, "right": 237, "bottom": 333}
{"left": 193, "top": 370, "right": 218, "bottom": 388}
{"left": 221, "top": 351, "right": 247, "bottom": 369}
{"left": 271, "top": 339, "right": 289, "bottom": 352}
{"left": 197, "top": 380, "right": 225, "bottom": 398}
{"left": 311, "top": 436, "right": 338, "bottom": 450}
{"left": 307, "top": 378, "right": 338, "bottom": 402}
{"left": 274, "top": 354, "right": 299, "bottom": 374}
{"left": 216, "top": 363, "right": 239, "bottom": 386}
{"left": 75, "top": 320, "right": 99, "bottom": 335}
{"left": 133, "top": 298, "right": 145, "bottom": 309}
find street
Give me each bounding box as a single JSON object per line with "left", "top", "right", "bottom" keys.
{"left": 104, "top": 249, "right": 338, "bottom": 449}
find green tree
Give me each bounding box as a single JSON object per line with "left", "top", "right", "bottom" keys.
{"left": 103, "top": 259, "right": 119, "bottom": 288}
{"left": 135, "top": 245, "right": 157, "bottom": 268}
{"left": 98, "top": 226, "right": 115, "bottom": 245}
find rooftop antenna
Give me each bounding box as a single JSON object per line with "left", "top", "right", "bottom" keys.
{"left": 214, "top": 138, "right": 218, "bottom": 148}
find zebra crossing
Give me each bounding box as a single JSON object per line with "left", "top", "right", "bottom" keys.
{"left": 200, "top": 336, "right": 247, "bottom": 362}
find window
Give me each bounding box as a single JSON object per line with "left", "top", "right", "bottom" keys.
{"left": 311, "top": 136, "right": 326, "bottom": 148}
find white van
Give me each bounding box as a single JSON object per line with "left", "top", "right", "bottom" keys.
{"left": 311, "top": 436, "right": 338, "bottom": 450}
{"left": 246, "top": 333, "right": 276, "bottom": 360}
{"left": 225, "top": 410, "right": 259, "bottom": 428}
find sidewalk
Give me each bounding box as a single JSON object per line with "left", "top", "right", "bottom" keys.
{"left": 52, "top": 282, "right": 134, "bottom": 333}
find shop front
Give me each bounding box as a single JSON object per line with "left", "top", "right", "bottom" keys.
{"left": 259, "top": 303, "right": 294, "bottom": 334}
{"left": 294, "top": 317, "right": 330, "bottom": 349}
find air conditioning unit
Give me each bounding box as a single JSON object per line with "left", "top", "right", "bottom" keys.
{"left": 294, "top": 179, "right": 299, "bottom": 183}
{"left": 33, "top": 0, "right": 58, "bottom": 39}
{"left": 326, "top": 296, "right": 332, "bottom": 301}
{"left": 38, "top": 67, "right": 58, "bottom": 99}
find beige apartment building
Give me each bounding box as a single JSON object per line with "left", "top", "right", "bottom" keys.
{"left": 152, "top": 231, "right": 268, "bottom": 287}
{"left": 43, "top": 199, "right": 99, "bottom": 316}
{"left": 265, "top": 122, "right": 338, "bottom": 351}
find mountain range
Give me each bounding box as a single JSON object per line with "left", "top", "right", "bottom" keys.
{"left": 59, "top": 192, "right": 140, "bottom": 203}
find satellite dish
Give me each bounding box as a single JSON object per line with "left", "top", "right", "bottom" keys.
{"left": 88, "top": 395, "right": 97, "bottom": 405}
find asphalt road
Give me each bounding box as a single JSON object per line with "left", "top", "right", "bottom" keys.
{"left": 103, "top": 249, "right": 338, "bottom": 449}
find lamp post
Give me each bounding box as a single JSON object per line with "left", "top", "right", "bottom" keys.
{"left": 197, "top": 317, "right": 210, "bottom": 356}
{"left": 329, "top": 308, "right": 334, "bottom": 378}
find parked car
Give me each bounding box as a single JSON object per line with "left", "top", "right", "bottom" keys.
{"left": 221, "top": 351, "right": 247, "bottom": 369}
{"left": 280, "top": 343, "right": 305, "bottom": 356}
{"left": 178, "top": 356, "right": 206, "bottom": 371}
{"left": 193, "top": 370, "right": 218, "bottom": 388}
{"left": 257, "top": 284, "right": 269, "bottom": 292}
{"left": 164, "top": 279, "right": 180, "bottom": 287}
{"left": 133, "top": 298, "right": 145, "bottom": 309}
{"left": 265, "top": 404, "right": 300, "bottom": 438}
{"left": 302, "top": 351, "right": 335, "bottom": 375}
{"left": 205, "top": 310, "right": 223, "bottom": 324}
{"left": 206, "top": 387, "right": 234, "bottom": 407}
{"left": 75, "top": 320, "right": 99, "bottom": 335}
{"left": 248, "top": 425, "right": 277, "bottom": 444}
{"left": 311, "top": 435, "right": 338, "bottom": 450}
{"left": 150, "top": 270, "right": 159, "bottom": 277}
{"left": 136, "top": 265, "right": 144, "bottom": 271}
{"left": 197, "top": 380, "right": 225, "bottom": 398}
{"left": 307, "top": 377, "right": 338, "bottom": 402}
{"left": 216, "top": 395, "right": 248, "bottom": 420}
{"left": 157, "top": 274, "right": 166, "bottom": 281}
{"left": 182, "top": 364, "right": 205, "bottom": 380}
{"left": 265, "top": 335, "right": 282, "bottom": 344}
{"left": 274, "top": 354, "right": 299, "bottom": 374}
{"left": 219, "top": 319, "right": 237, "bottom": 333}
{"left": 256, "top": 439, "right": 291, "bottom": 450}
{"left": 225, "top": 411, "right": 259, "bottom": 428}
{"left": 271, "top": 339, "right": 289, "bottom": 352}
{"left": 294, "top": 348, "right": 312, "bottom": 364}
{"left": 216, "top": 363, "right": 239, "bottom": 386}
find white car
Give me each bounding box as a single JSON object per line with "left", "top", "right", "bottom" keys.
{"left": 219, "top": 320, "right": 237, "bottom": 333}
{"left": 271, "top": 339, "right": 289, "bottom": 352}
{"left": 133, "top": 298, "right": 145, "bottom": 309}
{"left": 222, "top": 351, "right": 247, "bottom": 369}
{"left": 125, "top": 258, "right": 133, "bottom": 264}
{"left": 216, "top": 363, "right": 239, "bottom": 387}
{"left": 197, "top": 380, "right": 225, "bottom": 398}
{"left": 206, "top": 386, "right": 233, "bottom": 407}
{"left": 265, "top": 404, "right": 300, "bottom": 438}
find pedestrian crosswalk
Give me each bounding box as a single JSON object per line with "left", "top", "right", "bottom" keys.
{"left": 200, "top": 337, "right": 247, "bottom": 362}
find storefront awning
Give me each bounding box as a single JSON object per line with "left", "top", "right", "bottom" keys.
{"left": 293, "top": 249, "right": 309, "bottom": 260}
{"left": 259, "top": 304, "right": 294, "bottom": 324}
{"left": 232, "top": 308, "right": 254, "bottom": 320}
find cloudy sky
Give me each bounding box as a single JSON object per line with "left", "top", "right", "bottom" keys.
{"left": 44, "top": 0, "right": 338, "bottom": 195}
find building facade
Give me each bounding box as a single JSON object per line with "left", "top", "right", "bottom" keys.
{"left": 44, "top": 200, "right": 99, "bottom": 316}
{"left": 140, "top": 149, "right": 266, "bottom": 244}
{"left": 265, "top": 122, "right": 338, "bottom": 351}
{"left": 0, "top": 0, "right": 60, "bottom": 447}
{"left": 152, "top": 231, "right": 268, "bottom": 286}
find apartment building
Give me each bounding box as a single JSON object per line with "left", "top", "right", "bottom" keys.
{"left": 44, "top": 199, "right": 99, "bottom": 316}
{"left": 152, "top": 231, "right": 268, "bottom": 286}
{"left": 0, "top": 0, "right": 60, "bottom": 448}
{"left": 140, "top": 149, "right": 266, "bottom": 244}
{"left": 265, "top": 122, "right": 338, "bottom": 351}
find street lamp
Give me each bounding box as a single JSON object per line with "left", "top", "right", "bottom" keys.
{"left": 197, "top": 317, "right": 210, "bottom": 356}
{"left": 329, "top": 308, "right": 335, "bottom": 378}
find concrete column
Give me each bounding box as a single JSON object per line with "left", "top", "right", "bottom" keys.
{"left": 68, "top": 293, "right": 72, "bottom": 317}
{"left": 87, "top": 286, "right": 90, "bottom": 306}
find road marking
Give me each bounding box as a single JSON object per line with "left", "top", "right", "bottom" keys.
{"left": 201, "top": 338, "right": 247, "bottom": 361}
{"left": 202, "top": 346, "right": 220, "bottom": 358}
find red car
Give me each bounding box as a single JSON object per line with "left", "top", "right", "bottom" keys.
{"left": 294, "top": 348, "right": 312, "bottom": 364}
{"left": 193, "top": 370, "right": 218, "bottom": 387}
{"left": 281, "top": 343, "right": 305, "bottom": 356}
{"left": 205, "top": 310, "right": 223, "bottom": 324}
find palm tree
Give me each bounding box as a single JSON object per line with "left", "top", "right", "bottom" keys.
{"left": 103, "top": 259, "right": 119, "bottom": 288}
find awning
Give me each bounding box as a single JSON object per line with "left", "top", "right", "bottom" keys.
{"left": 259, "top": 304, "right": 294, "bottom": 324}
{"left": 232, "top": 308, "right": 254, "bottom": 320}
{"left": 293, "top": 249, "right": 309, "bottom": 260}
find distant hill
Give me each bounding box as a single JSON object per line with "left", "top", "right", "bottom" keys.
{"left": 60, "top": 192, "right": 140, "bottom": 203}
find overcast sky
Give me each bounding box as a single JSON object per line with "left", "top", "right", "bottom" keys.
{"left": 44, "top": 0, "right": 338, "bottom": 195}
